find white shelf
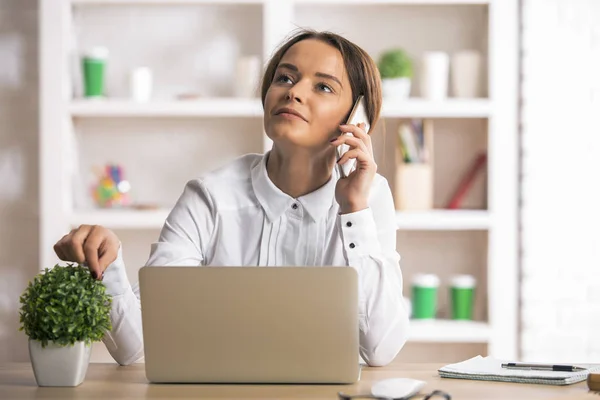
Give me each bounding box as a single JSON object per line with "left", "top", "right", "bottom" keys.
{"left": 71, "top": 0, "right": 263, "bottom": 4}
{"left": 68, "top": 209, "right": 170, "bottom": 229}
{"left": 396, "top": 210, "right": 490, "bottom": 230}
{"left": 69, "top": 209, "right": 490, "bottom": 231}
{"left": 408, "top": 320, "right": 490, "bottom": 343}
{"left": 70, "top": 0, "right": 489, "bottom": 4}
{"left": 295, "top": 0, "right": 489, "bottom": 4}
{"left": 69, "top": 98, "right": 490, "bottom": 119}
{"left": 382, "top": 99, "right": 491, "bottom": 118}
{"left": 69, "top": 98, "right": 264, "bottom": 118}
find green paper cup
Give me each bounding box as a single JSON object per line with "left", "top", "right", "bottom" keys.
{"left": 450, "top": 275, "right": 476, "bottom": 320}
{"left": 411, "top": 274, "right": 440, "bottom": 319}
{"left": 82, "top": 47, "right": 108, "bottom": 98}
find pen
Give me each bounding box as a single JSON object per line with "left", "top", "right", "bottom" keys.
{"left": 501, "top": 363, "right": 587, "bottom": 372}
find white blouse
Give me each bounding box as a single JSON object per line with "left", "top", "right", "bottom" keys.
{"left": 101, "top": 152, "right": 410, "bottom": 367}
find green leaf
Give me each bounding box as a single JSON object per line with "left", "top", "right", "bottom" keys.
{"left": 18, "top": 264, "right": 113, "bottom": 344}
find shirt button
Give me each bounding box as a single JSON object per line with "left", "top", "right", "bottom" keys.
{"left": 349, "top": 243, "right": 356, "bottom": 249}
{"left": 346, "top": 222, "right": 352, "bottom": 227}
{"left": 292, "top": 203, "right": 298, "bottom": 210}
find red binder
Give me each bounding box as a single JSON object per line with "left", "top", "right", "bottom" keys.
{"left": 446, "top": 152, "right": 487, "bottom": 209}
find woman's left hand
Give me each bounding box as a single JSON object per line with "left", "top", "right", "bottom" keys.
{"left": 331, "top": 122, "right": 377, "bottom": 214}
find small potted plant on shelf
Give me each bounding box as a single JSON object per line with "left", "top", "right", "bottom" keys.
{"left": 378, "top": 48, "right": 413, "bottom": 99}
{"left": 19, "top": 264, "right": 112, "bottom": 387}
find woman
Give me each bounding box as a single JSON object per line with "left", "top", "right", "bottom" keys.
{"left": 53, "top": 29, "right": 410, "bottom": 367}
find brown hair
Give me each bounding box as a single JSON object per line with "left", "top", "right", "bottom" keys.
{"left": 260, "top": 28, "right": 382, "bottom": 133}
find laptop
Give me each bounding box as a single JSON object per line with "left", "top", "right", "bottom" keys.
{"left": 138, "top": 266, "right": 360, "bottom": 384}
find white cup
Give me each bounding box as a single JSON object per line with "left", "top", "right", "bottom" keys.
{"left": 235, "top": 56, "right": 261, "bottom": 98}
{"left": 130, "top": 67, "right": 153, "bottom": 102}
{"left": 450, "top": 274, "right": 476, "bottom": 289}
{"left": 451, "top": 50, "right": 482, "bottom": 98}
{"left": 420, "top": 52, "right": 449, "bottom": 100}
{"left": 412, "top": 273, "right": 441, "bottom": 288}
{"left": 411, "top": 273, "right": 440, "bottom": 319}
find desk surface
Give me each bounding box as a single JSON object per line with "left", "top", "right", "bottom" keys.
{"left": 0, "top": 362, "right": 596, "bottom": 400}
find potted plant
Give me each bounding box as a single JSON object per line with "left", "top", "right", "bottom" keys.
{"left": 19, "top": 264, "right": 112, "bottom": 387}
{"left": 378, "top": 48, "right": 413, "bottom": 99}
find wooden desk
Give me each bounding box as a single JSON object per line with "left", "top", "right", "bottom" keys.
{"left": 0, "top": 362, "right": 595, "bottom": 400}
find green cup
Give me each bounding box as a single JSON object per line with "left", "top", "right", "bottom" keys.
{"left": 82, "top": 47, "right": 108, "bottom": 98}
{"left": 411, "top": 274, "right": 440, "bottom": 319}
{"left": 450, "top": 275, "right": 476, "bottom": 320}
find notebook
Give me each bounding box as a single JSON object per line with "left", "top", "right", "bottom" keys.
{"left": 439, "top": 356, "right": 600, "bottom": 386}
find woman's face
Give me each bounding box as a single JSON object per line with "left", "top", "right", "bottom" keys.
{"left": 263, "top": 39, "right": 354, "bottom": 150}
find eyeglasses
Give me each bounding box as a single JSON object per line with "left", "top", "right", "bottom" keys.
{"left": 337, "top": 389, "right": 451, "bottom": 400}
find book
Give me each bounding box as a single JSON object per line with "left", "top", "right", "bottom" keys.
{"left": 439, "top": 356, "right": 600, "bottom": 386}
{"left": 396, "top": 119, "right": 428, "bottom": 164}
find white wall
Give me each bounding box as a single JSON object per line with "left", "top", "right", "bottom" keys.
{"left": 520, "top": 0, "right": 600, "bottom": 362}
{"left": 0, "top": 0, "right": 39, "bottom": 362}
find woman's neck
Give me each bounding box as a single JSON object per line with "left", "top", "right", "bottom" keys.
{"left": 266, "top": 145, "right": 336, "bottom": 199}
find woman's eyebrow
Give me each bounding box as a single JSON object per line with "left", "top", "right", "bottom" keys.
{"left": 315, "top": 72, "right": 342, "bottom": 88}
{"left": 277, "top": 63, "right": 342, "bottom": 87}
{"left": 278, "top": 63, "right": 298, "bottom": 72}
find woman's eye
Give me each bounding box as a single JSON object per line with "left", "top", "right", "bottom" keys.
{"left": 317, "top": 83, "right": 333, "bottom": 93}
{"left": 275, "top": 74, "right": 293, "bottom": 84}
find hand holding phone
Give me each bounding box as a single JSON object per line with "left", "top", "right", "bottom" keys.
{"left": 336, "top": 95, "right": 371, "bottom": 178}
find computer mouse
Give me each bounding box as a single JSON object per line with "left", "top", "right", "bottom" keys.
{"left": 371, "top": 377, "right": 426, "bottom": 399}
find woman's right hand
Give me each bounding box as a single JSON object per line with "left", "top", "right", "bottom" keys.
{"left": 53, "top": 225, "right": 120, "bottom": 280}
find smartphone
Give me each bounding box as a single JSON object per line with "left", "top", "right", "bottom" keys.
{"left": 337, "top": 95, "right": 371, "bottom": 178}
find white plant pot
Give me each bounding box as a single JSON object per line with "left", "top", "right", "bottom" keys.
{"left": 29, "top": 339, "right": 92, "bottom": 387}
{"left": 382, "top": 77, "right": 411, "bottom": 100}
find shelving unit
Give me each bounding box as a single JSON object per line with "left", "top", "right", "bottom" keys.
{"left": 41, "top": 0, "right": 518, "bottom": 363}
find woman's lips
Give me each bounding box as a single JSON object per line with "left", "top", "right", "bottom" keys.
{"left": 276, "top": 112, "right": 306, "bottom": 121}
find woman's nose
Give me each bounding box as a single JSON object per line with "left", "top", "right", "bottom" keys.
{"left": 285, "top": 81, "right": 309, "bottom": 103}
{"left": 285, "top": 91, "right": 301, "bottom": 103}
